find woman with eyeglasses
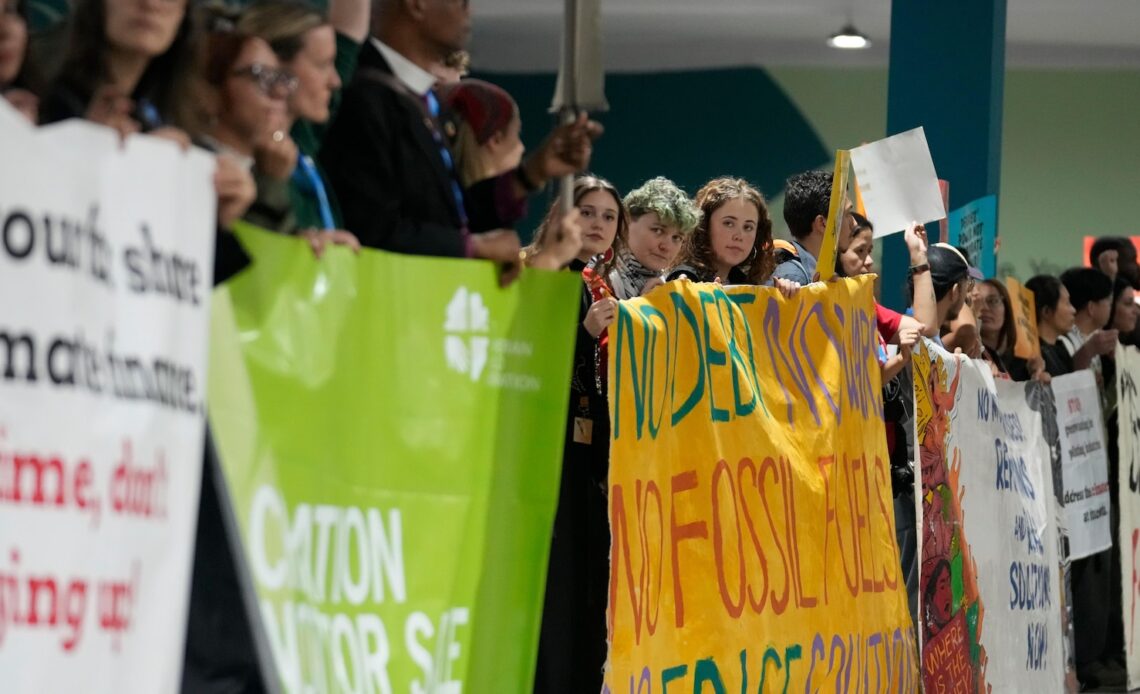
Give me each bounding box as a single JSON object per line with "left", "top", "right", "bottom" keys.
{"left": 195, "top": 19, "right": 295, "bottom": 164}
{"left": 973, "top": 279, "right": 1017, "bottom": 374}
{"left": 194, "top": 15, "right": 358, "bottom": 257}
{"left": 238, "top": 0, "right": 369, "bottom": 234}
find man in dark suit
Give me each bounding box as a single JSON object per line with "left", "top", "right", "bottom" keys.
{"left": 320, "top": 0, "right": 601, "bottom": 265}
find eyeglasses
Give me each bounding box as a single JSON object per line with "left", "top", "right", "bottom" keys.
{"left": 977, "top": 296, "right": 1003, "bottom": 309}
{"left": 230, "top": 64, "right": 299, "bottom": 95}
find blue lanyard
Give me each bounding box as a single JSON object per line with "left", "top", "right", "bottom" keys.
{"left": 294, "top": 153, "right": 336, "bottom": 231}
{"left": 424, "top": 90, "right": 468, "bottom": 228}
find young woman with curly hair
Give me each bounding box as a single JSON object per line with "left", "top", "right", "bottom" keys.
{"left": 666, "top": 176, "right": 780, "bottom": 286}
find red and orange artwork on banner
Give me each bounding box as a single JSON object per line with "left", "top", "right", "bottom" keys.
{"left": 605, "top": 276, "right": 918, "bottom": 693}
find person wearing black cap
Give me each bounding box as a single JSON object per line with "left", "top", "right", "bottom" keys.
{"left": 911, "top": 243, "right": 981, "bottom": 349}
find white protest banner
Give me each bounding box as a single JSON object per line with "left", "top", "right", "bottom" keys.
{"left": 850, "top": 127, "right": 946, "bottom": 238}
{"left": 916, "top": 343, "right": 1064, "bottom": 690}
{"left": 1116, "top": 344, "right": 1140, "bottom": 689}
{"left": 0, "top": 102, "right": 216, "bottom": 692}
{"left": 1052, "top": 371, "right": 1112, "bottom": 560}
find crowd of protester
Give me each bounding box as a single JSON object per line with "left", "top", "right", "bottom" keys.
{"left": 8, "top": 0, "right": 1140, "bottom": 691}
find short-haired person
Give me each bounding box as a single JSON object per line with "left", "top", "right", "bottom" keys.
{"left": 1090, "top": 237, "right": 1125, "bottom": 281}
{"left": 772, "top": 169, "right": 856, "bottom": 285}
{"left": 525, "top": 175, "right": 627, "bottom": 694}
{"left": 238, "top": 0, "right": 370, "bottom": 233}
{"left": 1059, "top": 268, "right": 1117, "bottom": 383}
{"left": 609, "top": 176, "right": 699, "bottom": 299}
{"left": 319, "top": 0, "right": 602, "bottom": 270}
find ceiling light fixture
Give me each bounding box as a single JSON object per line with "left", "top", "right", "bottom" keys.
{"left": 827, "top": 23, "right": 871, "bottom": 50}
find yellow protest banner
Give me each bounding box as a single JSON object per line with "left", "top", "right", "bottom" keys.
{"left": 606, "top": 276, "right": 918, "bottom": 693}
{"left": 816, "top": 150, "right": 851, "bottom": 282}
{"left": 1006, "top": 277, "right": 1042, "bottom": 360}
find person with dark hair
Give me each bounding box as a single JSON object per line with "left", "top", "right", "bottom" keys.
{"left": 0, "top": 0, "right": 38, "bottom": 121}
{"left": 524, "top": 175, "right": 624, "bottom": 694}
{"left": 1107, "top": 276, "right": 1139, "bottom": 334}
{"left": 238, "top": 0, "right": 369, "bottom": 233}
{"left": 909, "top": 243, "right": 980, "bottom": 349}
{"left": 1024, "top": 275, "right": 1080, "bottom": 378}
{"left": 38, "top": 0, "right": 256, "bottom": 247}
{"left": 319, "top": 0, "right": 602, "bottom": 269}
{"left": 974, "top": 279, "right": 1017, "bottom": 374}
{"left": 773, "top": 169, "right": 855, "bottom": 284}
{"left": 1095, "top": 274, "right": 1139, "bottom": 686}
{"left": 41, "top": 0, "right": 195, "bottom": 131}
{"left": 837, "top": 212, "right": 874, "bottom": 278}
{"left": 941, "top": 245, "right": 985, "bottom": 358}
{"left": 1090, "top": 236, "right": 1126, "bottom": 281}
{"left": 1058, "top": 267, "right": 1117, "bottom": 383}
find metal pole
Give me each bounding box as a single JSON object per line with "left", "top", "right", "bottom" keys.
{"left": 559, "top": 0, "right": 578, "bottom": 216}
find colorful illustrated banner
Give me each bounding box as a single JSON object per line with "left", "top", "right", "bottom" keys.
{"left": 0, "top": 103, "right": 216, "bottom": 691}
{"left": 947, "top": 195, "right": 998, "bottom": 278}
{"left": 606, "top": 276, "right": 918, "bottom": 692}
{"left": 916, "top": 342, "right": 1064, "bottom": 692}
{"left": 208, "top": 226, "right": 581, "bottom": 693}
{"left": 1052, "top": 371, "right": 1112, "bottom": 560}
{"left": 1116, "top": 344, "right": 1140, "bottom": 689}
{"left": 912, "top": 341, "right": 987, "bottom": 693}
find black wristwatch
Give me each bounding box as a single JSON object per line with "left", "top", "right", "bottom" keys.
{"left": 909, "top": 262, "right": 930, "bottom": 276}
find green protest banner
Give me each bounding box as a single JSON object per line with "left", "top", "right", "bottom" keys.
{"left": 207, "top": 225, "right": 580, "bottom": 693}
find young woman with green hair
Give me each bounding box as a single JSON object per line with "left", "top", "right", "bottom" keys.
{"left": 608, "top": 176, "right": 699, "bottom": 299}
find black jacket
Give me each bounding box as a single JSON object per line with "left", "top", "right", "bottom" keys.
{"left": 319, "top": 42, "right": 520, "bottom": 256}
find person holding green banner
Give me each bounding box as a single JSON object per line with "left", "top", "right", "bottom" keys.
{"left": 239, "top": 0, "right": 369, "bottom": 234}
{"left": 526, "top": 175, "right": 627, "bottom": 694}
